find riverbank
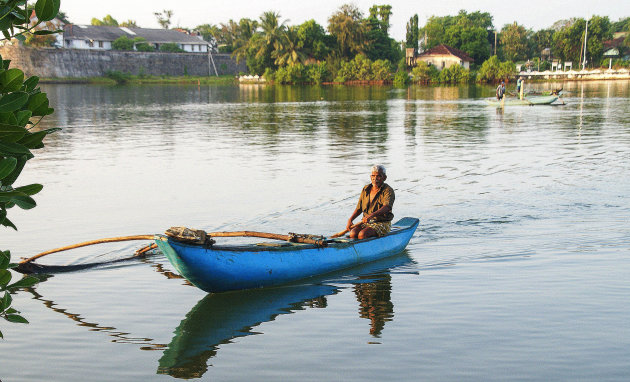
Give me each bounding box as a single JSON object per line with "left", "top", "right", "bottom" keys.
{"left": 40, "top": 74, "right": 237, "bottom": 85}
{"left": 520, "top": 68, "right": 630, "bottom": 81}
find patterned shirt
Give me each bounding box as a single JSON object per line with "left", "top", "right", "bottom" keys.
{"left": 356, "top": 183, "right": 395, "bottom": 222}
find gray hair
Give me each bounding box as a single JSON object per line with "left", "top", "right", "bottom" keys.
{"left": 371, "top": 164, "right": 386, "bottom": 175}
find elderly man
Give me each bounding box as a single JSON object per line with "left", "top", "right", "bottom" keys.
{"left": 346, "top": 165, "right": 395, "bottom": 239}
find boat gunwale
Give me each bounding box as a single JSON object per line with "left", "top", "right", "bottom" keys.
{"left": 157, "top": 219, "right": 418, "bottom": 253}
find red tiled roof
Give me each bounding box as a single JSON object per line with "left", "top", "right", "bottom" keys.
{"left": 603, "top": 36, "right": 625, "bottom": 49}
{"left": 417, "top": 44, "right": 474, "bottom": 62}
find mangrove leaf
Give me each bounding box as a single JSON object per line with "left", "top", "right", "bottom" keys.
{"left": 0, "top": 91, "right": 29, "bottom": 112}
{"left": 0, "top": 157, "right": 17, "bottom": 179}
{"left": 14, "top": 183, "right": 43, "bottom": 195}
{"left": 0, "top": 68, "right": 24, "bottom": 93}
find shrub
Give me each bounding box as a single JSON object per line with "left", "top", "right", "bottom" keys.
{"left": 262, "top": 67, "right": 274, "bottom": 82}
{"left": 372, "top": 60, "right": 392, "bottom": 81}
{"left": 438, "top": 64, "right": 470, "bottom": 84}
{"left": 411, "top": 61, "right": 439, "bottom": 83}
{"left": 159, "top": 43, "right": 184, "bottom": 53}
{"left": 393, "top": 71, "right": 409, "bottom": 87}
{"left": 307, "top": 62, "right": 330, "bottom": 84}
{"left": 478, "top": 55, "right": 515, "bottom": 82}
{"left": 105, "top": 70, "right": 132, "bottom": 84}
{"left": 112, "top": 36, "right": 135, "bottom": 51}
{"left": 274, "top": 66, "right": 290, "bottom": 84}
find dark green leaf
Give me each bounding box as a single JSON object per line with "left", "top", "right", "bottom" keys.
{"left": 14, "top": 33, "right": 25, "bottom": 42}
{"left": 33, "top": 29, "right": 61, "bottom": 35}
{"left": 0, "top": 291, "right": 11, "bottom": 311}
{"left": 0, "top": 68, "right": 25, "bottom": 93}
{"left": 0, "top": 157, "right": 17, "bottom": 179}
{"left": 0, "top": 329, "right": 3, "bottom": 338}
{"left": 0, "top": 250, "right": 9, "bottom": 268}
{"left": 14, "top": 183, "right": 42, "bottom": 195}
{"left": 16, "top": 110, "right": 32, "bottom": 127}
{"left": 0, "top": 122, "right": 26, "bottom": 142}
{"left": 8, "top": 276, "right": 38, "bottom": 289}
{"left": 0, "top": 92, "right": 29, "bottom": 113}
{"left": 23, "top": 76, "right": 39, "bottom": 92}
{"left": 2, "top": 60, "right": 11, "bottom": 70}
{"left": 0, "top": 269, "right": 11, "bottom": 287}
{"left": 1, "top": 215, "right": 17, "bottom": 230}
{"left": 26, "top": 92, "right": 49, "bottom": 116}
{"left": 17, "top": 130, "right": 46, "bottom": 149}
{"left": 0, "top": 112, "right": 17, "bottom": 124}
{"left": 5, "top": 314, "right": 28, "bottom": 323}
{"left": 10, "top": 193, "right": 36, "bottom": 209}
{"left": 10, "top": 10, "right": 28, "bottom": 23}
{"left": 0, "top": 154, "right": 26, "bottom": 185}
{"left": 0, "top": 140, "right": 30, "bottom": 154}
{"left": 35, "top": 0, "right": 60, "bottom": 21}
{"left": 1, "top": 30, "right": 10, "bottom": 41}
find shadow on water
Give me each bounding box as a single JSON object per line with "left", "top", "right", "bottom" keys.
{"left": 24, "top": 251, "right": 414, "bottom": 379}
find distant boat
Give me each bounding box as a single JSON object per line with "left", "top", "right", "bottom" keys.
{"left": 155, "top": 217, "right": 419, "bottom": 293}
{"left": 486, "top": 95, "right": 559, "bottom": 106}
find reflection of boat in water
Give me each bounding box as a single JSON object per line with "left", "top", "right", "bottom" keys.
{"left": 485, "top": 95, "right": 559, "bottom": 106}
{"left": 157, "top": 253, "right": 414, "bottom": 379}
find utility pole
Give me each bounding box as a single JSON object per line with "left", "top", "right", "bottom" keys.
{"left": 582, "top": 20, "right": 589, "bottom": 70}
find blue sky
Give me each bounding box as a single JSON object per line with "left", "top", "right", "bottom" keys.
{"left": 60, "top": 0, "right": 629, "bottom": 40}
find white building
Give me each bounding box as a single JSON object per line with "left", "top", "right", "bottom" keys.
{"left": 414, "top": 44, "right": 474, "bottom": 71}
{"left": 63, "top": 25, "right": 210, "bottom": 52}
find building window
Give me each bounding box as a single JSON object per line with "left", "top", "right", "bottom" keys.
{"left": 99, "top": 41, "right": 104, "bottom": 48}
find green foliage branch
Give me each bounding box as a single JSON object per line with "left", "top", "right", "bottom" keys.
{"left": 0, "top": 0, "right": 60, "bottom": 338}
{"left": 477, "top": 55, "right": 516, "bottom": 82}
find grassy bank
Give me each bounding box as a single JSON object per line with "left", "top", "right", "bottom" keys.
{"left": 40, "top": 74, "right": 238, "bottom": 85}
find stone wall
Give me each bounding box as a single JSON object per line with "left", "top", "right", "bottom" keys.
{"left": 0, "top": 44, "right": 247, "bottom": 78}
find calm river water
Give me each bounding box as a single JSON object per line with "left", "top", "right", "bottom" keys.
{"left": 1, "top": 81, "right": 629, "bottom": 381}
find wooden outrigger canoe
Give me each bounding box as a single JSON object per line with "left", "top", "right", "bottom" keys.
{"left": 486, "top": 95, "right": 559, "bottom": 106}
{"left": 155, "top": 217, "right": 419, "bottom": 293}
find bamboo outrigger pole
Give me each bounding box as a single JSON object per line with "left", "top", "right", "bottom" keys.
{"left": 19, "top": 228, "right": 331, "bottom": 266}
{"left": 19, "top": 235, "right": 156, "bottom": 265}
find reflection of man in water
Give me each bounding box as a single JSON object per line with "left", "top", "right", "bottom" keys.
{"left": 353, "top": 275, "right": 394, "bottom": 336}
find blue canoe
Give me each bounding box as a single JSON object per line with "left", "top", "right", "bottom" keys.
{"left": 155, "top": 217, "right": 419, "bottom": 293}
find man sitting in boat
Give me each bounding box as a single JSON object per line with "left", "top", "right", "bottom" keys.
{"left": 346, "top": 165, "right": 395, "bottom": 239}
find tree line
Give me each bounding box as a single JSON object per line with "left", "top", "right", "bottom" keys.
{"left": 196, "top": 6, "right": 629, "bottom": 83}
{"left": 26, "top": 5, "right": 630, "bottom": 84}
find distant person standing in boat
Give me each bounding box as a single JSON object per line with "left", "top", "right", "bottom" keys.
{"left": 346, "top": 165, "right": 395, "bottom": 239}
{"left": 517, "top": 77, "right": 525, "bottom": 100}
{"left": 496, "top": 81, "right": 506, "bottom": 101}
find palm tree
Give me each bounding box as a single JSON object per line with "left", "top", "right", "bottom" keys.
{"left": 273, "top": 26, "right": 307, "bottom": 66}
{"left": 231, "top": 18, "right": 259, "bottom": 63}
{"left": 254, "top": 11, "right": 287, "bottom": 59}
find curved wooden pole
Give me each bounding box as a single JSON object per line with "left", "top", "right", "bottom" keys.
{"left": 330, "top": 223, "right": 361, "bottom": 239}
{"left": 19, "top": 235, "right": 155, "bottom": 264}
{"left": 20, "top": 229, "right": 330, "bottom": 266}
{"left": 207, "top": 231, "right": 326, "bottom": 246}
